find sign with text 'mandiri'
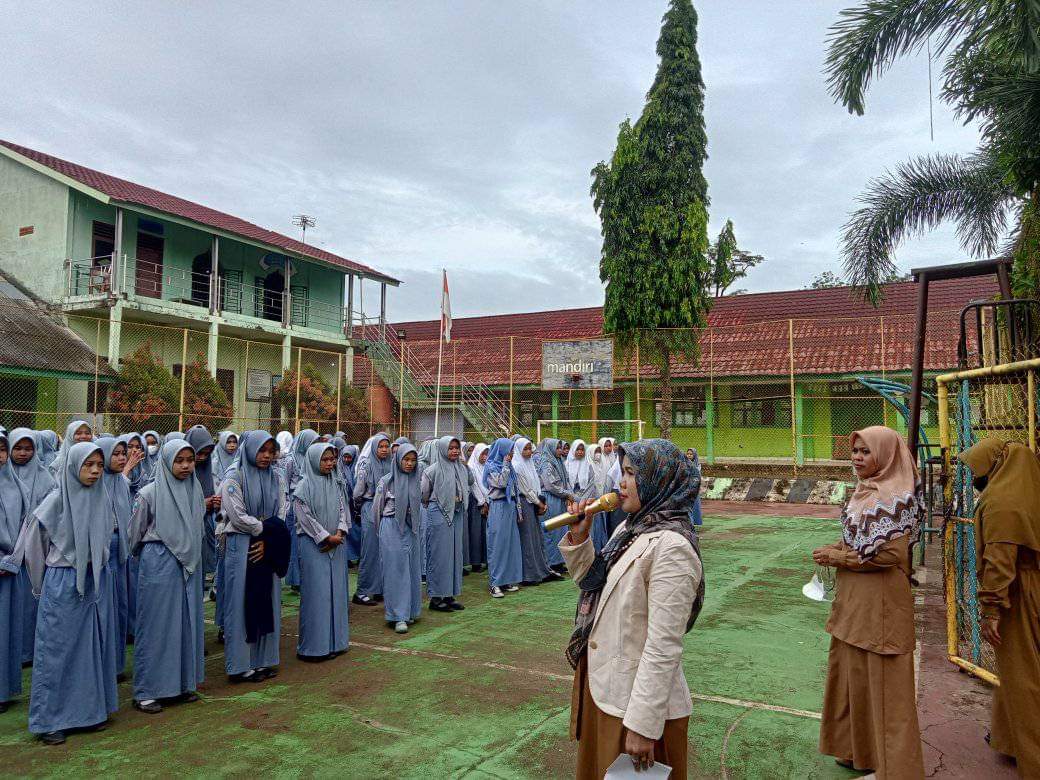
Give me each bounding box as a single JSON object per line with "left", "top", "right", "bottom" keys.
{"left": 541, "top": 339, "right": 614, "bottom": 390}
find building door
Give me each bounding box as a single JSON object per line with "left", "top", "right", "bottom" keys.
{"left": 135, "top": 232, "right": 164, "bottom": 298}
{"left": 259, "top": 270, "right": 284, "bottom": 323}
{"left": 86, "top": 221, "right": 115, "bottom": 294}
{"left": 191, "top": 251, "right": 212, "bottom": 308}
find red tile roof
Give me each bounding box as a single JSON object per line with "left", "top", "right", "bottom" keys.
{"left": 382, "top": 277, "right": 996, "bottom": 385}
{"left": 0, "top": 140, "right": 396, "bottom": 284}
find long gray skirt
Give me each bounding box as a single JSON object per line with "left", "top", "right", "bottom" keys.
{"left": 214, "top": 542, "right": 225, "bottom": 630}
{"left": 0, "top": 571, "right": 22, "bottom": 703}
{"left": 425, "top": 501, "right": 464, "bottom": 598}
{"left": 487, "top": 498, "right": 522, "bottom": 588}
{"left": 223, "top": 532, "right": 281, "bottom": 676}
{"left": 419, "top": 505, "right": 429, "bottom": 577}
{"left": 378, "top": 518, "right": 422, "bottom": 623}
{"left": 541, "top": 494, "right": 567, "bottom": 567}
{"left": 19, "top": 565, "right": 36, "bottom": 664}
{"left": 518, "top": 498, "right": 552, "bottom": 583}
{"left": 126, "top": 554, "right": 139, "bottom": 639}
{"left": 357, "top": 499, "right": 383, "bottom": 597}
{"left": 297, "top": 535, "right": 350, "bottom": 657}
{"left": 133, "top": 542, "right": 204, "bottom": 701}
{"left": 29, "top": 565, "right": 119, "bottom": 734}
{"left": 465, "top": 495, "right": 487, "bottom": 567}
{"left": 106, "top": 532, "right": 128, "bottom": 677}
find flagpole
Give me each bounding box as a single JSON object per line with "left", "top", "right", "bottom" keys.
{"left": 434, "top": 271, "right": 445, "bottom": 438}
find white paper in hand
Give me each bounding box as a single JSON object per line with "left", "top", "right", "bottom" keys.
{"left": 603, "top": 753, "right": 672, "bottom": 779}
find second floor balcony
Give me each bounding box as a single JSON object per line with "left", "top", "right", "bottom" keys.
{"left": 64, "top": 253, "right": 360, "bottom": 338}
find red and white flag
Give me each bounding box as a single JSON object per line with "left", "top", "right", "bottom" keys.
{"left": 440, "top": 268, "right": 452, "bottom": 343}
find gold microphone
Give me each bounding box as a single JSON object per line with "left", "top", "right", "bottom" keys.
{"left": 542, "top": 492, "right": 620, "bottom": 532}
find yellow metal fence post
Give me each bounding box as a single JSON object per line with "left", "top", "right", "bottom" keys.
{"left": 336, "top": 352, "right": 344, "bottom": 433}
{"left": 635, "top": 340, "right": 641, "bottom": 425}
{"left": 398, "top": 343, "right": 405, "bottom": 434}
{"left": 509, "top": 335, "right": 515, "bottom": 433}
{"left": 93, "top": 319, "right": 102, "bottom": 431}
{"left": 177, "top": 327, "right": 189, "bottom": 431}
{"left": 788, "top": 319, "right": 797, "bottom": 476}
{"left": 243, "top": 340, "right": 250, "bottom": 429}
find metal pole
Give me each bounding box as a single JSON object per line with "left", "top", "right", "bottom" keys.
{"left": 452, "top": 341, "right": 457, "bottom": 433}
{"left": 177, "top": 327, "right": 189, "bottom": 431}
{"left": 788, "top": 319, "right": 797, "bottom": 475}
{"left": 908, "top": 272, "right": 930, "bottom": 453}
{"left": 996, "top": 262, "right": 1012, "bottom": 300}
{"left": 635, "top": 340, "right": 641, "bottom": 424}
{"left": 294, "top": 347, "right": 303, "bottom": 434}
{"left": 398, "top": 342, "right": 405, "bottom": 433}
{"left": 880, "top": 314, "right": 888, "bottom": 427}
{"left": 93, "top": 319, "right": 101, "bottom": 430}
{"left": 243, "top": 339, "right": 250, "bottom": 429}
{"left": 434, "top": 315, "right": 444, "bottom": 438}
{"left": 509, "top": 335, "right": 515, "bottom": 433}
{"left": 346, "top": 274, "right": 354, "bottom": 337}
{"left": 336, "top": 352, "right": 343, "bottom": 432}
{"left": 1029, "top": 369, "right": 1036, "bottom": 452}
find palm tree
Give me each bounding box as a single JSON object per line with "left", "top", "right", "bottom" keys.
{"left": 825, "top": 0, "right": 1040, "bottom": 302}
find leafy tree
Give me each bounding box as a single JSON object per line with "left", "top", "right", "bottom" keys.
{"left": 105, "top": 342, "right": 179, "bottom": 433}
{"left": 182, "top": 354, "right": 233, "bottom": 431}
{"left": 273, "top": 363, "right": 338, "bottom": 431}
{"left": 825, "top": 1, "right": 1040, "bottom": 303}
{"left": 708, "top": 219, "right": 764, "bottom": 296}
{"left": 591, "top": 0, "right": 710, "bottom": 440}
{"left": 807, "top": 268, "right": 908, "bottom": 289}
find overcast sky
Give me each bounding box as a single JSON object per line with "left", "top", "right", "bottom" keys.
{"left": 0, "top": 1, "right": 982, "bottom": 322}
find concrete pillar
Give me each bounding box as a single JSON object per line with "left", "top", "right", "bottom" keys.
{"left": 346, "top": 274, "right": 354, "bottom": 336}
{"left": 112, "top": 207, "right": 124, "bottom": 294}
{"left": 207, "top": 318, "right": 219, "bottom": 378}
{"left": 345, "top": 345, "right": 355, "bottom": 385}
{"left": 107, "top": 300, "right": 123, "bottom": 370}
{"left": 379, "top": 282, "right": 387, "bottom": 340}
{"left": 282, "top": 333, "right": 292, "bottom": 372}
{"left": 210, "top": 235, "right": 220, "bottom": 313}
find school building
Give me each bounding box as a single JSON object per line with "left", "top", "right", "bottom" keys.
{"left": 380, "top": 277, "right": 994, "bottom": 465}
{"left": 0, "top": 139, "right": 401, "bottom": 433}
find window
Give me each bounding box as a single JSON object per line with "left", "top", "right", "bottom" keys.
{"left": 654, "top": 387, "right": 707, "bottom": 428}
{"left": 730, "top": 384, "right": 791, "bottom": 428}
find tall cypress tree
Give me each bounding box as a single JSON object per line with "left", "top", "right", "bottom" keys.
{"left": 592, "top": 0, "right": 710, "bottom": 440}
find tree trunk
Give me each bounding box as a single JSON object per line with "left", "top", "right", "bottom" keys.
{"left": 660, "top": 344, "right": 672, "bottom": 440}
{"left": 1012, "top": 189, "right": 1040, "bottom": 299}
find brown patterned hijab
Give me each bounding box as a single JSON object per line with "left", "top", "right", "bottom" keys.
{"left": 843, "top": 426, "right": 922, "bottom": 560}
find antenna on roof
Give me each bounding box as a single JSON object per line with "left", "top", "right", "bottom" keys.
{"left": 292, "top": 214, "right": 316, "bottom": 244}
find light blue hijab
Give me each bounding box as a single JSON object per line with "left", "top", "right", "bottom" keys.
{"left": 0, "top": 434, "right": 27, "bottom": 555}
{"left": 149, "top": 439, "right": 205, "bottom": 577}
{"left": 293, "top": 443, "right": 341, "bottom": 534}
{"left": 36, "top": 430, "right": 59, "bottom": 467}
{"left": 97, "top": 437, "right": 131, "bottom": 564}
{"left": 424, "top": 436, "right": 469, "bottom": 514}
{"left": 388, "top": 443, "right": 421, "bottom": 534}
{"left": 49, "top": 419, "right": 92, "bottom": 476}
{"left": 290, "top": 429, "right": 320, "bottom": 489}
{"left": 9, "top": 428, "right": 57, "bottom": 509}
{"left": 34, "top": 441, "right": 110, "bottom": 596}
{"left": 213, "top": 430, "right": 238, "bottom": 477}
{"left": 224, "top": 431, "right": 280, "bottom": 520}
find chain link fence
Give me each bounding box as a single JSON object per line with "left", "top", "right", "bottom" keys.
{"left": 936, "top": 358, "right": 1040, "bottom": 686}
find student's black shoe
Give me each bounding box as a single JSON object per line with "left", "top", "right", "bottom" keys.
{"left": 126, "top": 634, "right": 135, "bottom": 646}
{"left": 374, "top": 594, "right": 384, "bottom": 603}
{"left": 352, "top": 594, "right": 376, "bottom": 606}
{"left": 208, "top": 589, "right": 217, "bottom": 602}
{"left": 216, "top": 629, "right": 225, "bottom": 644}
{"left": 257, "top": 667, "right": 278, "bottom": 680}
{"left": 522, "top": 580, "right": 541, "bottom": 587}
{"left": 133, "top": 700, "right": 163, "bottom": 714}
{"left": 21, "top": 660, "right": 32, "bottom": 669}
{"left": 180, "top": 691, "right": 200, "bottom": 703}
{"left": 448, "top": 600, "right": 465, "bottom": 611}
{"left": 0, "top": 701, "right": 8, "bottom": 714}
{"left": 296, "top": 653, "right": 329, "bottom": 663}
{"left": 544, "top": 570, "right": 565, "bottom": 581}
{"left": 429, "top": 598, "right": 453, "bottom": 612}
{"left": 462, "top": 568, "right": 471, "bottom": 576}
{"left": 40, "top": 731, "right": 66, "bottom": 745}
{"left": 471, "top": 564, "right": 484, "bottom": 573}
{"left": 551, "top": 564, "right": 567, "bottom": 575}
{"left": 229, "top": 671, "right": 263, "bottom": 684}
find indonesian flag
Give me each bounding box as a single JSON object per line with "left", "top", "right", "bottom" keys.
{"left": 441, "top": 268, "right": 452, "bottom": 343}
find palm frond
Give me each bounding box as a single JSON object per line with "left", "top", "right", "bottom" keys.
{"left": 841, "top": 150, "right": 1018, "bottom": 303}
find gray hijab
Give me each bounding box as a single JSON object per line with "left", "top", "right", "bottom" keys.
{"left": 10, "top": 428, "right": 57, "bottom": 509}
{"left": 293, "top": 443, "right": 341, "bottom": 534}
{"left": 49, "top": 419, "right": 92, "bottom": 476}
{"left": 291, "top": 429, "right": 320, "bottom": 489}
{"left": 0, "top": 435, "right": 27, "bottom": 555}
{"left": 150, "top": 439, "right": 205, "bottom": 577}
{"left": 424, "top": 436, "right": 469, "bottom": 517}
{"left": 214, "top": 430, "right": 238, "bottom": 476}
{"left": 224, "top": 431, "right": 280, "bottom": 519}
{"left": 389, "top": 443, "right": 421, "bottom": 534}
{"left": 97, "top": 437, "right": 131, "bottom": 564}
{"left": 360, "top": 432, "right": 393, "bottom": 487}
{"left": 34, "top": 442, "right": 110, "bottom": 596}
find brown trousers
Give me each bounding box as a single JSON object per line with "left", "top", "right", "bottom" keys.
{"left": 570, "top": 657, "right": 689, "bottom": 779}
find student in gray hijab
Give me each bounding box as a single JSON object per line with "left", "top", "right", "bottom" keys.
{"left": 48, "top": 420, "right": 93, "bottom": 477}
{"left": 421, "top": 436, "right": 473, "bottom": 612}
{"left": 186, "top": 425, "right": 219, "bottom": 585}
{"left": 0, "top": 434, "right": 27, "bottom": 712}
{"left": 129, "top": 439, "right": 205, "bottom": 713}
{"left": 374, "top": 443, "right": 423, "bottom": 633}
{"left": 293, "top": 442, "right": 350, "bottom": 659}
{"left": 352, "top": 433, "right": 392, "bottom": 605}
{"left": 285, "top": 429, "right": 320, "bottom": 590}
{"left": 97, "top": 437, "right": 132, "bottom": 680}
{"left": 11, "top": 442, "right": 118, "bottom": 744}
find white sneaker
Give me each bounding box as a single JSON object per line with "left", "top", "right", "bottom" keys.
{"left": 394, "top": 621, "right": 409, "bottom": 634}
{"left": 490, "top": 586, "right": 504, "bottom": 598}
{"left": 504, "top": 584, "right": 520, "bottom": 593}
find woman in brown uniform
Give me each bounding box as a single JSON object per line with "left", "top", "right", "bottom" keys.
{"left": 813, "top": 425, "right": 924, "bottom": 778}
{"left": 959, "top": 438, "right": 1040, "bottom": 777}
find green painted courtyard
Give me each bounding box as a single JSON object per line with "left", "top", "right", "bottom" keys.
{"left": 1, "top": 507, "right": 862, "bottom": 779}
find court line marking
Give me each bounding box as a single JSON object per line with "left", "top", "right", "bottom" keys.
{"left": 348, "top": 640, "right": 822, "bottom": 721}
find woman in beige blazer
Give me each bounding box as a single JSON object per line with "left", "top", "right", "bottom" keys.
{"left": 560, "top": 439, "right": 704, "bottom": 778}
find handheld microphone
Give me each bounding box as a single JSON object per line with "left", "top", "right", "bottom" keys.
{"left": 542, "top": 492, "right": 620, "bottom": 532}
